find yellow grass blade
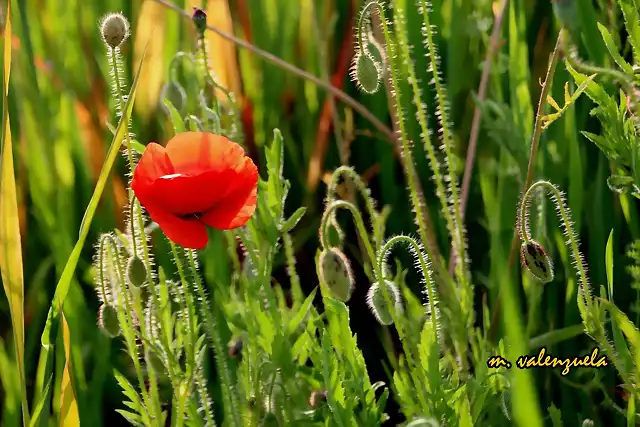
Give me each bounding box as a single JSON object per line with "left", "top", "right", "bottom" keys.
{"left": 0, "top": 2, "right": 29, "bottom": 424}
{"left": 58, "top": 310, "right": 79, "bottom": 427}
{"left": 134, "top": 0, "right": 166, "bottom": 123}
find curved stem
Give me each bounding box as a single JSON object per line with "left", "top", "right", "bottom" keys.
{"left": 522, "top": 181, "right": 592, "bottom": 313}
{"left": 151, "top": 0, "right": 395, "bottom": 143}
{"left": 320, "top": 200, "right": 380, "bottom": 279}
{"left": 377, "top": 235, "right": 438, "bottom": 334}
{"left": 326, "top": 166, "right": 379, "bottom": 246}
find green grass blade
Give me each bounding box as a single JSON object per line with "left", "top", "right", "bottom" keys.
{"left": 40, "top": 38, "right": 152, "bottom": 349}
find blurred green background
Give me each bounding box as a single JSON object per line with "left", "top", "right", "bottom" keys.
{"left": 2, "top": 0, "right": 640, "bottom": 425}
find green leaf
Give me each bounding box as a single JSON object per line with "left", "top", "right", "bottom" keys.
{"left": 600, "top": 298, "right": 640, "bottom": 374}
{"left": 280, "top": 207, "right": 306, "bottom": 232}
{"left": 528, "top": 324, "right": 585, "bottom": 348}
{"left": 28, "top": 376, "right": 52, "bottom": 427}
{"left": 40, "top": 32, "right": 152, "bottom": 349}
{"left": 597, "top": 22, "right": 635, "bottom": 74}
{"left": 548, "top": 404, "right": 563, "bottom": 427}
{"left": 286, "top": 287, "right": 317, "bottom": 336}
{"left": 606, "top": 230, "right": 633, "bottom": 374}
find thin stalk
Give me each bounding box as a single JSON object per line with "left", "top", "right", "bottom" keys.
{"left": 151, "top": 0, "right": 395, "bottom": 143}
{"left": 489, "top": 31, "right": 563, "bottom": 341}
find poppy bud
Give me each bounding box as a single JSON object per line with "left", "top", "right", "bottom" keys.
{"left": 520, "top": 240, "right": 554, "bottom": 283}
{"left": 98, "top": 304, "right": 121, "bottom": 338}
{"left": 318, "top": 248, "right": 355, "bottom": 302}
{"left": 582, "top": 420, "right": 594, "bottom": 427}
{"left": 366, "top": 280, "right": 402, "bottom": 325}
{"left": 228, "top": 338, "right": 243, "bottom": 359}
{"left": 100, "top": 12, "right": 130, "bottom": 49}
{"left": 160, "top": 81, "right": 187, "bottom": 115}
{"left": 350, "top": 51, "right": 382, "bottom": 94}
{"left": 126, "top": 256, "right": 147, "bottom": 288}
{"left": 192, "top": 7, "right": 207, "bottom": 35}
{"left": 308, "top": 389, "right": 327, "bottom": 409}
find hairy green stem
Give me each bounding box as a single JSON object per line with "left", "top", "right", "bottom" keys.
{"left": 152, "top": 0, "right": 395, "bottom": 143}
{"left": 186, "top": 248, "right": 243, "bottom": 427}
{"left": 320, "top": 200, "right": 381, "bottom": 279}
{"left": 376, "top": 4, "right": 447, "bottom": 291}
{"left": 326, "top": 166, "right": 380, "bottom": 247}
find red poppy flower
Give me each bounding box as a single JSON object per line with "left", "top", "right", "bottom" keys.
{"left": 131, "top": 132, "right": 259, "bottom": 249}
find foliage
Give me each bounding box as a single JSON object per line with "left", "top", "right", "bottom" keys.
{"left": 5, "top": 0, "right": 640, "bottom": 426}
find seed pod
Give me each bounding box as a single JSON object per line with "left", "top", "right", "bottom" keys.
{"left": 318, "top": 248, "right": 355, "bottom": 302}
{"left": 366, "top": 280, "right": 402, "bottom": 325}
{"left": 520, "top": 239, "right": 554, "bottom": 283}
{"left": 350, "top": 51, "right": 382, "bottom": 94}
{"left": 98, "top": 304, "right": 121, "bottom": 338}
{"left": 100, "top": 13, "right": 130, "bottom": 49}
{"left": 126, "top": 256, "right": 147, "bottom": 288}
{"left": 308, "top": 389, "right": 327, "bottom": 409}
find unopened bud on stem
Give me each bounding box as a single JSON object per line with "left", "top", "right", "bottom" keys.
{"left": 318, "top": 248, "right": 355, "bottom": 302}
{"left": 100, "top": 12, "right": 130, "bottom": 49}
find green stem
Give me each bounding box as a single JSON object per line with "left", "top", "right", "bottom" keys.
{"left": 326, "top": 166, "right": 380, "bottom": 247}
{"left": 105, "top": 235, "right": 156, "bottom": 425}
{"left": 320, "top": 200, "right": 380, "bottom": 279}
{"left": 520, "top": 181, "right": 593, "bottom": 313}
{"left": 186, "top": 248, "right": 243, "bottom": 427}
{"left": 376, "top": 5, "right": 444, "bottom": 287}
{"left": 109, "top": 46, "right": 138, "bottom": 257}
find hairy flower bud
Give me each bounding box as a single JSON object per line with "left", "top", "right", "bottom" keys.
{"left": 520, "top": 240, "right": 554, "bottom": 283}
{"left": 192, "top": 7, "right": 207, "bottom": 35}
{"left": 228, "top": 338, "right": 243, "bottom": 359}
{"left": 350, "top": 51, "right": 382, "bottom": 94}
{"left": 581, "top": 419, "right": 594, "bottom": 427}
{"left": 100, "top": 12, "right": 130, "bottom": 49}
{"left": 98, "top": 304, "right": 121, "bottom": 338}
{"left": 366, "top": 280, "right": 402, "bottom": 325}
{"left": 126, "top": 256, "right": 147, "bottom": 288}
{"left": 308, "top": 389, "right": 327, "bottom": 409}
{"left": 318, "top": 248, "right": 355, "bottom": 302}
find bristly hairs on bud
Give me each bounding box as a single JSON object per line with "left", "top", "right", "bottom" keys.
{"left": 318, "top": 248, "right": 355, "bottom": 302}
{"left": 517, "top": 181, "right": 594, "bottom": 325}
{"left": 350, "top": 1, "right": 384, "bottom": 94}
{"left": 366, "top": 280, "right": 403, "bottom": 325}
{"left": 376, "top": 234, "right": 440, "bottom": 339}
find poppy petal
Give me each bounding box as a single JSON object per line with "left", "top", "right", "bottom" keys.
{"left": 165, "top": 132, "right": 248, "bottom": 175}
{"left": 143, "top": 168, "right": 240, "bottom": 216}
{"left": 200, "top": 183, "right": 258, "bottom": 230}
{"left": 143, "top": 202, "right": 209, "bottom": 249}
{"left": 131, "top": 143, "right": 175, "bottom": 189}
